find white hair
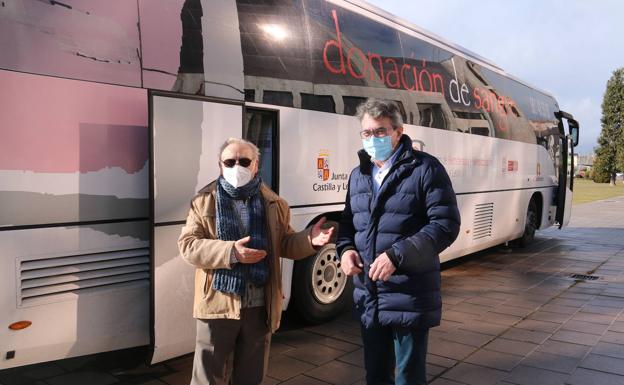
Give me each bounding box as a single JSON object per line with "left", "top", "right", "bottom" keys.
{"left": 219, "top": 138, "right": 260, "bottom": 160}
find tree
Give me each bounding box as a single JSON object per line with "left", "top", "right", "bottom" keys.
{"left": 594, "top": 68, "right": 624, "bottom": 185}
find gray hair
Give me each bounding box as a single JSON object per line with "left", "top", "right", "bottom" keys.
{"left": 355, "top": 98, "right": 403, "bottom": 128}
{"left": 219, "top": 138, "right": 260, "bottom": 160}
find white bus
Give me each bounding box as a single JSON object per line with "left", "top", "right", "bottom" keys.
{"left": 0, "top": 0, "right": 579, "bottom": 369}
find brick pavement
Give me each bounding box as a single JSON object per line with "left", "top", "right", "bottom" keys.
{"left": 1, "top": 197, "right": 623, "bottom": 385}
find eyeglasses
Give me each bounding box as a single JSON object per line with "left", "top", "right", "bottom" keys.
{"left": 221, "top": 158, "right": 253, "bottom": 168}
{"left": 359, "top": 127, "right": 389, "bottom": 139}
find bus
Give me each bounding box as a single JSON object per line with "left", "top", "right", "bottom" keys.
{"left": 0, "top": 0, "right": 579, "bottom": 369}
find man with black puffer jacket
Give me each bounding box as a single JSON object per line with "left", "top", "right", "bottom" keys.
{"left": 337, "top": 98, "right": 461, "bottom": 385}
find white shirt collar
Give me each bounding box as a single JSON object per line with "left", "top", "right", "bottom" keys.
{"left": 372, "top": 143, "right": 403, "bottom": 194}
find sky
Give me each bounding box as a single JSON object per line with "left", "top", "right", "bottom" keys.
{"left": 366, "top": 0, "right": 624, "bottom": 155}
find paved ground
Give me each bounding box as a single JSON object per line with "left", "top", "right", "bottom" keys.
{"left": 1, "top": 197, "right": 624, "bottom": 385}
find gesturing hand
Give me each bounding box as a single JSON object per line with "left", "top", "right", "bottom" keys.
{"left": 233, "top": 236, "right": 267, "bottom": 264}
{"left": 310, "top": 217, "right": 334, "bottom": 247}
{"left": 340, "top": 249, "right": 363, "bottom": 276}
{"left": 368, "top": 252, "right": 396, "bottom": 281}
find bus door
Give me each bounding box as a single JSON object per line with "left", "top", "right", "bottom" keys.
{"left": 554, "top": 111, "right": 580, "bottom": 228}
{"left": 149, "top": 92, "right": 243, "bottom": 364}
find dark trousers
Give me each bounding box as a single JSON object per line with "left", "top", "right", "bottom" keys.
{"left": 191, "top": 307, "right": 270, "bottom": 385}
{"left": 361, "top": 324, "right": 429, "bottom": 385}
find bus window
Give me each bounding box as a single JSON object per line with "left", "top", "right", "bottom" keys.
{"left": 471, "top": 127, "right": 491, "bottom": 137}
{"left": 301, "top": 93, "right": 336, "bottom": 113}
{"left": 418, "top": 104, "right": 447, "bottom": 130}
{"left": 453, "top": 111, "right": 486, "bottom": 120}
{"left": 263, "top": 91, "right": 293, "bottom": 107}
{"left": 392, "top": 100, "right": 408, "bottom": 124}
{"left": 244, "top": 109, "right": 279, "bottom": 192}
{"left": 342, "top": 96, "right": 367, "bottom": 116}
{"left": 244, "top": 89, "right": 256, "bottom": 102}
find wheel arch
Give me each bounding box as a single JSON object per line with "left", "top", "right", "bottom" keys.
{"left": 530, "top": 192, "right": 544, "bottom": 229}
{"left": 305, "top": 211, "right": 342, "bottom": 227}
{"left": 304, "top": 211, "right": 342, "bottom": 243}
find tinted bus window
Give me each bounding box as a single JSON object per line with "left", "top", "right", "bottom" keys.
{"left": 263, "top": 91, "right": 294, "bottom": 107}
{"left": 237, "top": 0, "right": 309, "bottom": 82}
{"left": 393, "top": 100, "right": 408, "bottom": 124}
{"left": 400, "top": 32, "right": 435, "bottom": 63}
{"left": 343, "top": 96, "right": 367, "bottom": 116}
{"left": 419, "top": 104, "right": 447, "bottom": 130}
{"left": 399, "top": 33, "right": 455, "bottom": 99}
{"left": 244, "top": 89, "right": 256, "bottom": 102}
{"left": 301, "top": 94, "right": 336, "bottom": 113}
{"left": 305, "top": 1, "right": 403, "bottom": 89}
{"left": 453, "top": 111, "right": 486, "bottom": 120}
{"left": 471, "top": 127, "right": 491, "bottom": 137}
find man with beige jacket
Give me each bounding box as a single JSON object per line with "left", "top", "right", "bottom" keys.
{"left": 178, "top": 138, "right": 333, "bottom": 385}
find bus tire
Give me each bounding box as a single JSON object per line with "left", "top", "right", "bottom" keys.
{"left": 514, "top": 198, "right": 538, "bottom": 247}
{"left": 292, "top": 243, "right": 351, "bottom": 324}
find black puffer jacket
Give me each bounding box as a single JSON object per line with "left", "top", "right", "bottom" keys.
{"left": 337, "top": 134, "right": 460, "bottom": 329}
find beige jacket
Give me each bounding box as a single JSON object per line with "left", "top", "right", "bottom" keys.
{"left": 178, "top": 182, "right": 316, "bottom": 333}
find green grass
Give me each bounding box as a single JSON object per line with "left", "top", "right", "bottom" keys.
{"left": 572, "top": 177, "right": 624, "bottom": 205}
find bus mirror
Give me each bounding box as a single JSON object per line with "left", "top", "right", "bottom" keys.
{"left": 568, "top": 119, "right": 579, "bottom": 147}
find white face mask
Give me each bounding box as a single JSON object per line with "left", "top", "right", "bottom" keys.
{"left": 222, "top": 165, "right": 253, "bottom": 188}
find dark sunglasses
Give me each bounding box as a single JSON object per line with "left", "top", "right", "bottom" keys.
{"left": 221, "top": 158, "right": 252, "bottom": 168}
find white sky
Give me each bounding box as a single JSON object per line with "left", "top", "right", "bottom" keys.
{"left": 366, "top": 0, "right": 624, "bottom": 155}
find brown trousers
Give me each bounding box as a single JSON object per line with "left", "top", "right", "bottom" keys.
{"left": 190, "top": 306, "right": 271, "bottom": 385}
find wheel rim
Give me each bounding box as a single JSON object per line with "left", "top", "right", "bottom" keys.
{"left": 311, "top": 245, "right": 347, "bottom": 304}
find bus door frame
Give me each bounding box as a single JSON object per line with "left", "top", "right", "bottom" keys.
{"left": 554, "top": 110, "right": 579, "bottom": 229}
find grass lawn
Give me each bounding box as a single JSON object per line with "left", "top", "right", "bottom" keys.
{"left": 573, "top": 177, "right": 624, "bottom": 205}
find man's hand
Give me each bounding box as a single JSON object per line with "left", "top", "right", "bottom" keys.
{"left": 340, "top": 249, "right": 363, "bottom": 276}
{"left": 368, "top": 252, "right": 396, "bottom": 281}
{"left": 310, "top": 217, "right": 334, "bottom": 247}
{"left": 233, "top": 236, "right": 267, "bottom": 264}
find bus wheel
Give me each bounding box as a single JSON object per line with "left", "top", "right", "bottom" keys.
{"left": 515, "top": 199, "right": 538, "bottom": 247}
{"left": 292, "top": 243, "right": 351, "bottom": 324}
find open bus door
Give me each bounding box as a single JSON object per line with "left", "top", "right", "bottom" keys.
{"left": 554, "top": 111, "right": 580, "bottom": 229}
{"left": 148, "top": 93, "right": 279, "bottom": 364}
{"left": 149, "top": 92, "right": 244, "bottom": 364}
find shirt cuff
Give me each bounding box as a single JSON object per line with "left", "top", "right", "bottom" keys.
{"left": 229, "top": 248, "right": 238, "bottom": 266}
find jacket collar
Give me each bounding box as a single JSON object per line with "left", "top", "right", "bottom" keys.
{"left": 197, "top": 180, "right": 278, "bottom": 204}
{"left": 357, "top": 134, "right": 416, "bottom": 174}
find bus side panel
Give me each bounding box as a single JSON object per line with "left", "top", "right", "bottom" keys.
{"left": 425, "top": 128, "right": 559, "bottom": 261}
{"left": 0, "top": 70, "right": 149, "bottom": 369}
{"left": 271, "top": 106, "right": 362, "bottom": 209}
{"left": 264, "top": 105, "right": 559, "bottom": 299}
{"left": 0, "top": 70, "right": 149, "bottom": 227}
{"left": 0, "top": 1, "right": 243, "bottom": 100}
{"left": 0, "top": 224, "right": 149, "bottom": 369}
{"left": 139, "top": 0, "right": 244, "bottom": 100}
{"left": 270, "top": 104, "right": 557, "bottom": 251}
{"left": 0, "top": 1, "right": 142, "bottom": 87}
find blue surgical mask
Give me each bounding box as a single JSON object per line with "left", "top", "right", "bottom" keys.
{"left": 362, "top": 136, "right": 393, "bottom": 161}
